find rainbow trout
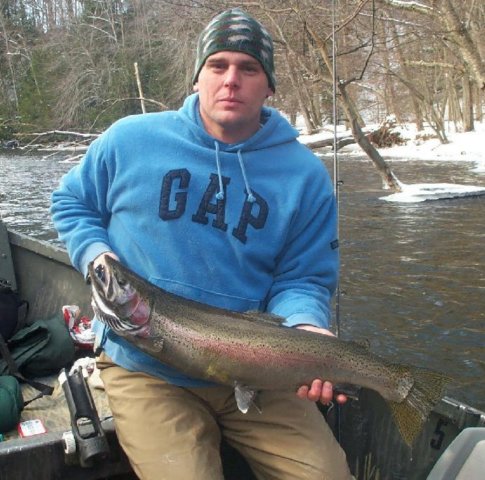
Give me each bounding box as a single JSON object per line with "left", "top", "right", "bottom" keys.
{"left": 89, "top": 256, "right": 449, "bottom": 446}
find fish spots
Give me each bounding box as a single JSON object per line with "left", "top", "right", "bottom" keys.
{"left": 191, "top": 331, "right": 319, "bottom": 371}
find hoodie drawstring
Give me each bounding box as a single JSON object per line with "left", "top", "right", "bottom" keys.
{"left": 237, "top": 150, "right": 256, "bottom": 203}
{"left": 214, "top": 141, "right": 225, "bottom": 200}
{"left": 213, "top": 143, "right": 256, "bottom": 203}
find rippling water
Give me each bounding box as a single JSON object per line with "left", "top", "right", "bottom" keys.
{"left": 1, "top": 150, "right": 484, "bottom": 410}
{"left": 0, "top": 152, "right": 74, "bottom": 241}
{"left": 336, "top": 157, "right": 485, "bottom": 410}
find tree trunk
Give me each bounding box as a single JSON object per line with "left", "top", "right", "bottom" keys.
{"left": 382, "top": 0, "right": 485, "bottom": 90}
{"left": 285, "top": 50, "right": 315, "bottom": 134}
{"left": 380, "top": 21, "right": 401, "bottom": 122}
{"left": 304, "top": 21, "right": 401, "bottom": 191}
{"left": 0, "top": 14, "right": 19, "bottom": 112}
{"left": 443, "top": 51, "right": 461, "bottom": 129}
{"left": 440, "top": 0, "right": 485, "bottom": 91}
{"left": 134, "top": 62, "right": 146, "bottom": 114}
{"left": 389, "top": 19, "right": 424, "bottom": 130}
{"left": 462, "top": 75, "right": 474, "bottom": 132}
{"left": 475, "top": 85, "right": 483, "bottom": 122}
{"left": 339, "top": 83, "right": 402, "bottom": 192}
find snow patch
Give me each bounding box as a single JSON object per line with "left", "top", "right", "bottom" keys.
{"left": 380, "top": 183, "right": 485, "bottom": 203}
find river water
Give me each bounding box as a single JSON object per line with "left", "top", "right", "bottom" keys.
{"left": 1, "top": 150, "right": 484, "bottom": 411}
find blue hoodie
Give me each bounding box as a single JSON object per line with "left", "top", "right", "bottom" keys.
{"left": 51, "top": 93, "right": 339, "bottom": 387}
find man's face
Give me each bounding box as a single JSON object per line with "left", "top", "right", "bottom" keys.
{"left": 194, "top": 51, "right": 273, "bottom": 143}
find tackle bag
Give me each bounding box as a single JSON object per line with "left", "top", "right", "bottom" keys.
{"left": 0, "top": 315, "right": 76, "bottom": 432}
{"left": 0, "top": 315, "right": 75, "bottom": 378}
{"left": 0, "top": 280, "right": 29, "bottom": 341}
{"left": 0, "top": 375, "right": 23, "bottom": 433}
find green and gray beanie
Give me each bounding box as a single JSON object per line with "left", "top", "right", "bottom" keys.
{"left": 193, "top": 8, "right": 276, "bottom": 92}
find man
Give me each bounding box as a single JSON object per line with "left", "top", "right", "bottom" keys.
{"left": 51, "top": 8, "right": 351, "bottom": 480}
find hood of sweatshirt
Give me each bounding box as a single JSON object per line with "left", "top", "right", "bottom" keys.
{"left": 179, "top": 93, "right": 299, "bottom": 152}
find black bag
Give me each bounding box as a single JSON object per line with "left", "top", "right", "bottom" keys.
{"left": 0, "top": 282, "right": 56, "bottom": 407}
{"left": 2, "top": 316, "right": 75, "bottom": 378}
{"left": 0, "top": 280, "right": 29, "bottom": 341}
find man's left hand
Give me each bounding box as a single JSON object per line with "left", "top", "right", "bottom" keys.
{"left": 295, "top": 325, "right": 347, "bottom": 406}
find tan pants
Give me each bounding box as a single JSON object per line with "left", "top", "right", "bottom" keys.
{"left": 97, "top": 352, "right": 351, "bottom": 480}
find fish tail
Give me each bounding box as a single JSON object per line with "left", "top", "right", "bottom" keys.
{"left": 389, "top": 367, "right": 450, "bottom": 446}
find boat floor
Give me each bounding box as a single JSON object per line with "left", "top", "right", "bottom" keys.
{"left": 3, "top": 361, "right": 257, "bottom": 480}
{"left": 5, "top": 367, "right": 112, "bottom": 442}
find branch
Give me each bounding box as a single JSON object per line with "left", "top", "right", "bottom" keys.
{"left": 404, "top": 60, "right": 464, "bottom": 72}
{"left": 323, "top": 0, "right": 373, "bottom": 42}
{"left": 378, "top": 0, "right": 435, "bottom": 15}
{"left": 89, "top": 97, "right": 169, "bottom": 130}
{"left": 19, "top": 130, "right": 98, "bottom": 138}
{"left": 17, "top": 130, "right": 99, "bottom": 149}
{"left": 80, "top": 21, "right": 117, "bottom": 42}
{"left": 305, "top": 2, "right": 376, "bottom": 86}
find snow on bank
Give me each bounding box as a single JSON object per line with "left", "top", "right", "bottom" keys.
{"left": 381, "top": 183, "right": 485, "bottom": 203}
{"left": 377, "top": 122, "right": 485, "bottom": 175}
{"left": 299, "top": 121, "right": 485, "bottom": 202}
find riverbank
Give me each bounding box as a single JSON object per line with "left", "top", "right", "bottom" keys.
{"left": 300, "top": 120, "right": 485, "bottom": 174}
{"left": 300, "top": 121, "right": 485, "bottom": 202}
{"left": 3, "top": 119, "right": 485, "bottom": 176}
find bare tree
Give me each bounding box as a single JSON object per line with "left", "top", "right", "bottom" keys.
{"left": 1, "top": 0, "right": 482, "bottom": 157}
{"left": 243, "top": 0, "right": 403, "bottom": 191}
{"left": 0, "top": 11, "right": 19, "bottom": 112}
{"left": 379, "top": 0, "right": 485, "bottom": 133}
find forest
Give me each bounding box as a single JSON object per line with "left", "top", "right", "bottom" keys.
{"left": 0, "top": 0, "right": 484, "bottom": 147}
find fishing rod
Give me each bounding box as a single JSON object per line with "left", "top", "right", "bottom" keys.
{"left": 330, "top": 0, "right": 345, "bottom": 447}
{"left": 331, "top": 0, "right": 342, "bottom": 339}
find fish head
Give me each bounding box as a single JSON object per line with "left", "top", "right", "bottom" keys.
{"left": 88, "top": 256, "right": 151, "bottom": 337}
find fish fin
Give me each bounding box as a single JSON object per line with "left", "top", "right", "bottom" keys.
{"left": 388, "top": 367, "right": 450, "bottom": 446}
{"left": 234, "top": 382, "right": 260, "bottom": 414}
{"left": 243, "top": 311, "right": 285, "bottom": 327}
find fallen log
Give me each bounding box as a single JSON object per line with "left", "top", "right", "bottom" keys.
{"left": 304, "top": 120, "right": 406, "bottom": 152}
{"left": 8, "top": 130, "right": 98, "bottom": 152}
{"left": 304, "top": 135, "right": 356, "bottom": 150}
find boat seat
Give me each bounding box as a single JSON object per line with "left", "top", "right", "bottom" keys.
{"left": 427, "top": 427, "right": 485, "bottom": 480}
{"left": 0, "top": 221, "right": 17, "bottom": 291}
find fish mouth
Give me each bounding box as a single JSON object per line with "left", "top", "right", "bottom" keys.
{"left": 89, "top": 260, "right": 151, "bottom": 337}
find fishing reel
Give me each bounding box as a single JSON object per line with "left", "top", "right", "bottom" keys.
{"left": 59, "top": 366, "right": 110, "bottom": 467}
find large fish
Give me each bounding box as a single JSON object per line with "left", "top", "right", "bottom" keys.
{"left": 89, "top": 256, "right": 449, "bottom": 446}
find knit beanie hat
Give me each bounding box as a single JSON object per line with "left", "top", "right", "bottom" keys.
{"left": 193, "top": 8, "right": 276, "bottom": 92}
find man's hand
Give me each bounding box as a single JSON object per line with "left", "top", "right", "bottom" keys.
{"left": 295, "top": 325, "right": 347, "bottom": 406}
